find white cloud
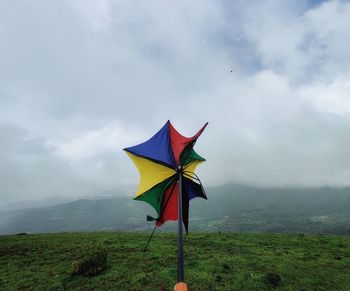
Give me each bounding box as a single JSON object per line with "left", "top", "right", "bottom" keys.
{"left": 53, "top": 122, "right": 144, "bottom": 160}
{"left": 300, "top": 76, "right": 350, "bottom": 115}
{"left": 239, "top": 0, "right": 350, "bottom": 82}
{"left": 68, "top": 0, "right": 114, "bottom": 33}
{"left": 1, "top": 0, "right": 350, "bottom": 204}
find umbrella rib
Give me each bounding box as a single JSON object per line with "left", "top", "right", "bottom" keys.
{"left": 143, "top": 224, "right": 157, "bottom": 252}
{"left": 123, "top": 149, "right": 176, "bottom": 169}
{"left": 183, "top": 172, "right": 200, "bottom": 182}
{"left": 182, "top": 170, "right": 207, "bottom": 199}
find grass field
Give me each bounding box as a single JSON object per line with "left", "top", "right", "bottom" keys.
{"left": 0, "top": 232, "right": 349, "bottom": 290}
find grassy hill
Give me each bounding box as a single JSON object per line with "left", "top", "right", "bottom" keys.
{"left": 0, "top": 232, "right": 349, "bottom": 290}
{"left": 1, "top": 184, "right": 350, "bottom": 235}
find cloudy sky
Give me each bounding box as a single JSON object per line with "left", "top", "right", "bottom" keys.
{"left": 1, "top": 0, "right": 350, "bottom": 204}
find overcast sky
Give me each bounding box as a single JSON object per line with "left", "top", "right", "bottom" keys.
{"left": 1, "top": 0, "right": 350, "bottom": 204}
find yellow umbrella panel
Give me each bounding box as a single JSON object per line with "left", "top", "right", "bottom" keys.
{"left": 126, "top": 152, "right": 176, "bottom": 197}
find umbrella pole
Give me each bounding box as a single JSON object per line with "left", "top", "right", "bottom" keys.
{"left": 177, "top": 172, "right": 184, "bottom": 282}
{"left": 175, "top": 172, "right": 188, "bottom": 290}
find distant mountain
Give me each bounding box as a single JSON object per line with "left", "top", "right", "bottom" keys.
{"left": 0, "top": 196, "right": 76, "bottom": 211}
{"left": 1, "top": 184, "right": 350, "bottom": 235}
{"left": 190, "top": 184, "right": 350, "bottom": 234}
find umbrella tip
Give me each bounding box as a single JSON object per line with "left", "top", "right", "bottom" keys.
{"left": 174, "top": 282, "right": 188, "bottom": 291}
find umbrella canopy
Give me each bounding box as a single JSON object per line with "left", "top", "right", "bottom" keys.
{"left": 124, "top": 120, "right": 208, "bottom": 232}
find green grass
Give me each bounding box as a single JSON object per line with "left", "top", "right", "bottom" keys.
{"left": 0, "top": 232, "right": 350, "bottom": 290}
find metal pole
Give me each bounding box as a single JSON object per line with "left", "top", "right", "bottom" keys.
{"left": 177, "top": 171, "right": 184, "bottom": 282}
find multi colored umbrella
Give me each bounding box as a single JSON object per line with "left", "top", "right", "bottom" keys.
{"left": 124, "top": 120, "right": 208, "bottom": 287}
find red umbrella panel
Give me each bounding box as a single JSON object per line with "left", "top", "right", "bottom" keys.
{"left": 124, "top": 120, "right": 208, "bottom": 232}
